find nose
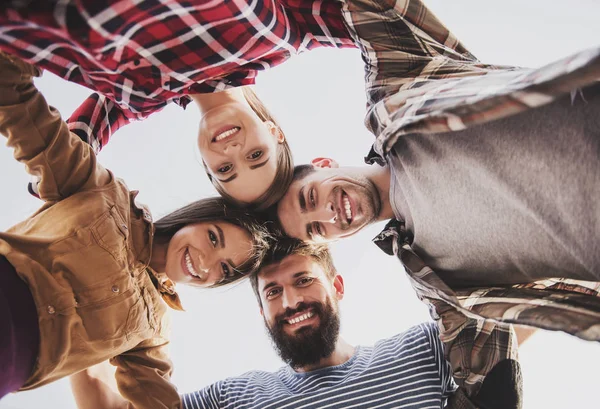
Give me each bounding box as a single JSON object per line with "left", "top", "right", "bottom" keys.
{"left": 312, "top": 201, "right": 337, "bottom": 224}
{"left": 223, "top": 140, "right": 242, "bottom": 154}
{"left": 281, "top": 288, "right": 303, "bottom": 310}
{"left": 196, "top": 252, "right": 215, "bottom": 277}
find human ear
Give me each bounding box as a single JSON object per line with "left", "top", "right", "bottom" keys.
{"left": 265, "top": 121, "right": 285, "bottom": 143}
{"left": 311, "top": 157, "right": 339, "bottom": 169}
{"left": 333, "top": 275, "right": 345, "bottom": 300}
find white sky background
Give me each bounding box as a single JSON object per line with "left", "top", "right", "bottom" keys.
{"left": 1, "top": 1, "right": 599, "bottom": 408}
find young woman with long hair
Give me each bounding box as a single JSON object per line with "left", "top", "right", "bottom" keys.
{"left": 0, "top": 53, "right": 271, "bottom": 407}
{"left": 0, "top": 0, "right": 355, "bottom": 209}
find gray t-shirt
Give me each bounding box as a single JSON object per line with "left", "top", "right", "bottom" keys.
{"left": 388, "top": 85, "right": 599, "bottom": 287}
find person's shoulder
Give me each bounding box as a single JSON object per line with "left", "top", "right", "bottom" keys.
{"left": 220, "top": 367, "right": 282, "bottom": 388}
{"left": 376, "top": 322, "right": 439, "bottom": 350}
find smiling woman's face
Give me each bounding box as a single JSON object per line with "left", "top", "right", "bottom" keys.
{"left": 163, "top": 221, "right": 253, "bottom": 287}
{"left": 197, "top": 102, "right": 284, "bottom": 203}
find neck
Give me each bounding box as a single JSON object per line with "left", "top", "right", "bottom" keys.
{"left": 294, "top": 337, "right": 355, "bottom": 373}
{"left": 364, "top": 164, "right": 394, "bottom": 221}
{"left": 190, "top": 87, "right": 247, "bottom": 114}
{"left": 149, "top": 234, "right": 169, "bottom": 273}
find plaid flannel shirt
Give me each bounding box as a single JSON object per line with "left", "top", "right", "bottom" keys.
{"left": 340, "top": 0, "right": 600, "bottom": 407}
{"left": 0, "top": 0, "right": 355, "bottom": 152}
{"left": 339, "top": 0, "right": 600, "bottom": 164}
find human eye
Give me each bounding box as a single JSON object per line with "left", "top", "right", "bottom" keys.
{"left": 297, "top": 277, "right": 314, "bottom": 287}
{"left": 217, "top": 163, "right": 233, "bottom": 173}
{"left": 208, "top": 230, "right": 218, "bottom": 248}
{"left": 309, "top": 187, "right": 316, "bottom": 207}
{"left": 221, "top": 262, "right": 232, "bottom": 279}
{"left": 314, "top": 222, "right": 324, "bottom": 238}
{"left": 247, "top": 150, "right": 263, "bottom": 160}
{"left": 266, "top": 288, "right": 282, "bottom": 299}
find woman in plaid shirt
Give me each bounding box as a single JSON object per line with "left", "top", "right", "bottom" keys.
{"left": 0, "top": 0, "right": 355, "bottom": 209}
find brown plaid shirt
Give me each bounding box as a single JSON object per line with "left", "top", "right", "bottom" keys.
{"left": 340, "top": 0, "right": 600, "bottom": 407}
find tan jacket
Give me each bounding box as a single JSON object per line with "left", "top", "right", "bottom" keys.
{"left": 0, "top": 53, "right": 181, "bottom": 408}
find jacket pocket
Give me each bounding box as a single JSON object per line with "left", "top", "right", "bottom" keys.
{"left": 90, "top": 206, "right": 130, "bottom": 264}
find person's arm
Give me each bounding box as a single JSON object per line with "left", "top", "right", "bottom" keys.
{"left": 109, "top": 338, "right": 182, "bottom": 409}
{"left": 0, "top": 51, "right": 111, "bottom": 201}
{"left": 432, "top": 302, "right": 522, "bottom": 409}
{"left": 66, "top": 93, "right": 146, "bottom": 155}
{"left": 70, "top": 362, "right": 128, "bottom": 409}
{"left": 514, "top": 325, "right": 537, "bottom": 346}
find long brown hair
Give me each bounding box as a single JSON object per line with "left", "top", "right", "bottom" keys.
{"left": 154, "top": 197, "right": 272, "bottom": 287}
{"left": 207, "top": 87, "right": 294, "bottom": 211}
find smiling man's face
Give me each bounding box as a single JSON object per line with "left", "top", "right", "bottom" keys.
{"left": 276, "top": 159, "right": 381, "bottom": 243}
{"left": 258, "top": 254, "right": 344, "bottom": 368}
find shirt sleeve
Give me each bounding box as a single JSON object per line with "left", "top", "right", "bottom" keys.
{"left": 111, "top": 337, "right": 182, "bottom": 409}
{"left": 420, "top": 322, "right": 457, "bottom": 400}
{"left": 0, "top": 51, "right": 111, "bottom": 202}
{"left": 181, "top": 381, "right": 225, "bottom": 409}
{"left": 429, "top": 301, "right": 522, "bottom": 409}
{"left": 338, "top": 0, "right": 476, "bottom": 104}
{"left": 67, "top": 92, "right": 148, "bottom": 154}
{"left": 393, "top": 243, "right": 522, "bottom": 409}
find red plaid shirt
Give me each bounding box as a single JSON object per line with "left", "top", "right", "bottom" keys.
{"left": 0, "top": 0, "right": 355, "bottom": 152}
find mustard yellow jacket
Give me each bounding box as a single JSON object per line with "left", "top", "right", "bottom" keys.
{"left": 0, "top": 53, "right": 182, "bottom": 408}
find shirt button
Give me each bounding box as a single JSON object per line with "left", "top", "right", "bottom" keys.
{"left": 121, "top": 224, "right": 128, "bottom": 230}
{"left": 47, "top": 305, "right": 55, "bottom": 314}
{"left": 111, "top": 285, "right": 120, "bottom": 293}
{"left": 133, "top": 59, "right": 140, "bottom": 66}
{"left": 74, "top": 298, "right": 79, "bottom": 307}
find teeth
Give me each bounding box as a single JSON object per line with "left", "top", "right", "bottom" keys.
{"left": 214, "top": 127, "right": 240, "bottom": 141}
{"left": 287, "top": 311, "right": 314, "bottom": 325}
{"left": 343, "top": 194, "right": 352, "bottom": 221}
{"left": 185, "top": 250, "right": 201, "bottom": 278}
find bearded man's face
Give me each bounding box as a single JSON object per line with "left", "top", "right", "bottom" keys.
{"left": 257, "top": 254, "right": 344, "bottom": 369}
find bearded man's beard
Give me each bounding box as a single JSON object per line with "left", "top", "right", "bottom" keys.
{"left": 266, "top": 299, "right": 340, "bottom": 369}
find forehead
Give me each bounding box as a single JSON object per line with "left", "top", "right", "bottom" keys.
{"left": 257, "top": 254, "right": 325, "bottom": 288}
{"left": 220, "top": 159, "right": 278, "bottom": 202}
{"left": 218, "top": 223, "right": 252, "bottom": 257}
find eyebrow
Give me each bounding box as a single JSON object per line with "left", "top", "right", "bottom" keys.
{"left": 215, "top": 224, "right": 226, "bottom": 249}
{"left": 262, "top": 271, "right": 309, "bottom": 293}
{"left": 305, "top": 223, "right": 313, "bottom": 241}
{"left": 218, "top": 173, "right": 238, "bottom": 183}
{"left": 218, "top": 157, "right": 271, "bottom": 183}
{"left": 298, "top": 186, "right": 307, "bottom": 213}
{"left": 249, "top": 158, "right": 270, "bottom": 170}
{"left": 216, "top": 225, "right": 240, "bottom": 271}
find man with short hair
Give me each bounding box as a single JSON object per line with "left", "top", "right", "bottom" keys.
{"left": 70, "top": 241, "right": 524, "bottom": 409}
{"left": 184, "top": 241, "right": 522, "bottom": 409}
{"left": 272, "top": 0, "right": 600, "bottom": 406}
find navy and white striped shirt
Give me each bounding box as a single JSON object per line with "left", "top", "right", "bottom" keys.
{"left": 182, "top": 323, "right": 456, "bottom": 409}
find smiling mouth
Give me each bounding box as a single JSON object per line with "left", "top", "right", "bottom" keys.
{"left": 183, "top": 249, "right": 203, "bottom": 280}
{"left": 341, "top": 190, "right": 353, "bottom": 225}
{"left": 285, "top": 310, "right": 315, "bottom": 325}
{"left": 211, "top": 126, "right": 241, "bottom": 143}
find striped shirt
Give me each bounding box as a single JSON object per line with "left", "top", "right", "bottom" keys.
{"left": 182, "top": 323, "right": 455, "bottom": 409}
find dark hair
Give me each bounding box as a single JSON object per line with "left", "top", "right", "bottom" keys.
{"left": 292, "top": 164, "right": 316, "bottom": 183}
{"left": 262, "top": 164, "right": 316, "bottom": 231}
{"left": 207, "top": 87, "right": 294, "bottom": 211}
{"left": 154, "top": 197, "right": 272, "bottom": 287}
{"left": 249, "top": 238, "right": 336, "bottom": 306}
